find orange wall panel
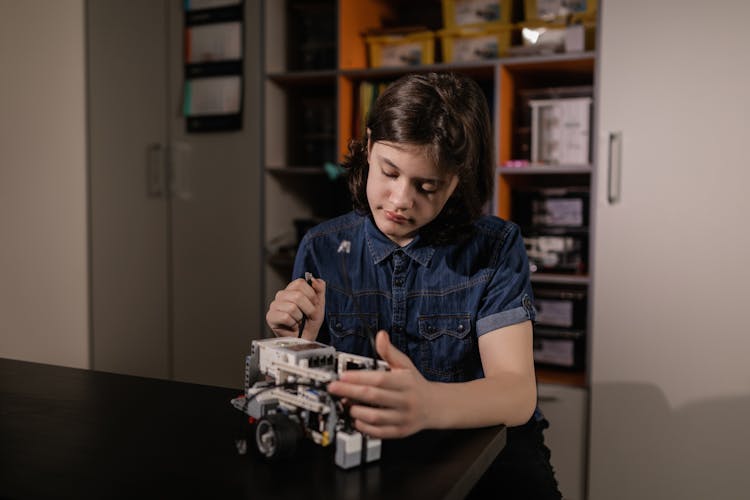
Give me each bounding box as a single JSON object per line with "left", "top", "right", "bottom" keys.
{"left": 338, "top": 0, "right": 393, "bottom": 69}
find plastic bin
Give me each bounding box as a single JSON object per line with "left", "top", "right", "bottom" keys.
{"left": 365, "top": 31, "right": 435, "bottom": 68}
{"left": 439, "top": 23, "right": 515, "bottom": 62}
{"left": 534, "top": 286, "right": 587, "bottom": 330}
{"left": 519, "top": 18, "right": 596, "bottom": 53}
{"left": 533, "top": 327, "right": 586, "bottom": 370}
{"left": 523, "top": 0, "right": 597, "bottom": 22}
{"left": 442, "top": 0, "right": 513, "bottom": 28}
{"left": 512, "top": 187, "right": 590, "bottom": 229}
{"left": 530, "top": 96, "right": 592, "bottom": 165}
{"left": 524, "top": 233, "right": 586, "bottom": 274}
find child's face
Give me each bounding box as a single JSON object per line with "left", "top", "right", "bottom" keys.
{"left": 366, "top": 140, "right": 459, "bottom": 247}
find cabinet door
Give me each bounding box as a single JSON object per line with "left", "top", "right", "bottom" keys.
{"left": 590, "top": 1, "right": 750, "bottom": 499}
{"left": 88, "top": 0, "right": 170, "bottom": 378}
{"left": 167, "top": 0, "right": 263, "bottom": 388}
{"left": 538, "top": 384, "right": 587, "bottom": 500}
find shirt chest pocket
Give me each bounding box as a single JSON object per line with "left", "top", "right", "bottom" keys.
{"left": 418, "top": 314, "right": 471, "bottom": 340}
{"left": 328, "top": 312, "right": 378, "bottom": 355}
{"left": 417, "top": 314, "right": 475, "bottom": 382}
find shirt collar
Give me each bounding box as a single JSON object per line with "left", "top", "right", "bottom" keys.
{"left": 363, "top": 215, "right": 435, "bottom": 267}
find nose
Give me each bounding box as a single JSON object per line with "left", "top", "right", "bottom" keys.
{"left": 389, "top": 178, "right": 415, "bottom": 210}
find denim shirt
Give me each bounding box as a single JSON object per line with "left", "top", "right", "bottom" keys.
{"left": 292, "top": 211, "right": 536, "bottom": 383}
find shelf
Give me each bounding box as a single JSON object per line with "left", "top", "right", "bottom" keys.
{"left": 500, "top": 51, "right": 596, "bottom": 72}
{"left": 265, "top": 53, "right": 596, "bottom": 85}
{"left": 267, "top": 70, "right": 337, "bottom": 85}
{"left": 338, "top": 52, "right": 596, "bottom": 80}
{"left": 266, "top": 166, "right": 329, "bottom": 175}
{"left": 531, "top": 273, "right": 590, "bottom": 285}
{"left": 499, "top": 164, "right": 593, "bottom": 175}
{"left": 340, "top": 61, "right": 497, "bottom": 80}
{"left": 536, "top": 367, "right": 587, "bottom": 388}
{"left": 265, "top": 3, "right": 598, "bottom": 402}
{"left": 524, "top": 226, "right": 589, "bottom": 235}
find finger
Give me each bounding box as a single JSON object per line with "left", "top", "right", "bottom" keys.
{"left": 375, "top": 331, "right": 414, "bottom": 370}
{"left": 348, "top": 405, "right": 404, "bottom": 427}
{"left": 292, "top": 277, "right": 326, "bottom": 303}
{"left": 270, "top": 300, "right": 305, "bottom": 324}
{"left": 327, "top": 380, "right": 405, "bottom": 409}
{"left": 266, "top": 307, "right": 298, "bottom": 329}
{"left": 337, "top": 368, "right": 406, "bottom": 391}
{"left": 268, "top": 320, "right": 299, "bottom": 337}
{"left": 310, "top": 277, "right": 326, "bottom": 297}
{"left": 352, "top": 419, "right": 408, "bottom": 440}
{"left": 275, "top": 287, "right": 316, "bottom": 319}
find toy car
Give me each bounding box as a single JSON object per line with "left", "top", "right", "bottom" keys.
{"left": 231, "top": 336, "right": 388, "bottom": 469}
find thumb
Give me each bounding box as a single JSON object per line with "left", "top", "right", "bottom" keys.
{"left": 376, "top": 330, "right": 413, "bottom": 369}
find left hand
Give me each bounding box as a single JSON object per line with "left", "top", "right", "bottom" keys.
{"left": 327, "top": 330, "right": 435, "bottom": 439}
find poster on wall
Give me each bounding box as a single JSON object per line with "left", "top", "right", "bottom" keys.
{"left": 183, "top": 0, "right": 244, "bottom": 132}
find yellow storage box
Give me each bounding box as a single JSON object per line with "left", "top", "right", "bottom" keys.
{"left": 439, "top": 23, "right": 515, "bottom": 62}
{"left": 365, "top": 31, "right": 435, "bottom": 68}
{"left": 442, "top": 0, "right": 513, "bottom": 28}
{"left": 523, "top": 0, "right": 598, "bottom": 22}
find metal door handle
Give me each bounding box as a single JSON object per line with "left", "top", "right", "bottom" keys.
{"left": 608, "top": 132, "right": 622, "bottom": 204}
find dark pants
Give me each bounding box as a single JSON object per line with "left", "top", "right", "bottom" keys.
{"left": 467, "top": 417, "right": 562, "bottom": 500}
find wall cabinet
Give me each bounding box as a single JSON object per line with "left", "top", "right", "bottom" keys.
{"left": 88, "top": 0, "right": 262, "bottom": 388}
{"left": 589, "top": 0, "right": 750, "bottom": 498}
{"left": 538, "top": 383, "right": 588, "bottom": 500}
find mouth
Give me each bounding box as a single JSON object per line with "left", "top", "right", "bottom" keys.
{"left": 383, "top": 210, "right": 409, "bottom": 224}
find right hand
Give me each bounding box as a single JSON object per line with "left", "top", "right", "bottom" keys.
{"left": 265, "top": 277, "right": 326, "bottom": 340}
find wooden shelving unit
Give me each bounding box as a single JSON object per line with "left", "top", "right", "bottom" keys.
{"left": 536, "top": 367, "right": 587, "bottom": 387}
{"left": 261, "top": 3, "right": 597, "bottom": 496}
{"left": 262, "top": 0, "right": 596, "bottom": 390}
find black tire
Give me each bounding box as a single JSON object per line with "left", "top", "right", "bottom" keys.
{"left": 254, "top": 413, "right": 302, "bottom": 460}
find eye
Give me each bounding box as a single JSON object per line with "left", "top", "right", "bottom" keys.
{"left": 381, "top": 168, "right": 398, "bottom": 179}
{"left": 417, "top": 181, "right": 439, "bottom": 194}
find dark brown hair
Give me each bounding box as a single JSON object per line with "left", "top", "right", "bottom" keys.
{"left": 341, "top": 72, "right": 494, "bottom": 244}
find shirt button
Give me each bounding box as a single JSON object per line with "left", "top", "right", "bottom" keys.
{"left": 393, "top": 325, "right": 403, "bottom": 333}
{"left": 457, "top": 324, "right": 465, "bottom": 333}
{"left": 394, "top": 278, "right": 403, "bottom": 287}
{"left": 522, "top": 295, "right": 532, "bottom": 310}
{"left": 335, "top": 322, "right": 343, "bottom": 330}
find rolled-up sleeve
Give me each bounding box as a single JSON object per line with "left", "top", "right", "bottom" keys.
{"left": 476, "top": 223, "right": 536, "bottom": 337}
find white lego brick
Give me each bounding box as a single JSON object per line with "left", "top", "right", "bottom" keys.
{"left": 335, "top": 431, "right": 362, "bottom": 469}
{"left": 366, "top": 437, "right": 382, "bottom": 462}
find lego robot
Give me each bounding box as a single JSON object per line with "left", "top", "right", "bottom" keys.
{"left": 231, "top": 337, "right": 388, "bottom": 469}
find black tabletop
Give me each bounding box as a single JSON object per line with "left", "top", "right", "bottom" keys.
{"left": 0, "top": 358, "right": 505, "bottom": 499}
